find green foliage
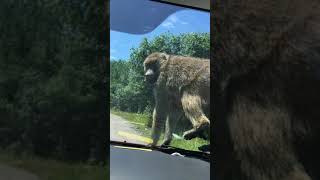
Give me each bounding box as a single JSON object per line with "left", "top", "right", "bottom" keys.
{"left": 110, "top": 32, "right": 210, "bottom": 115}
{"left": 0, "top": 0, "right": 107, "bottom": 163}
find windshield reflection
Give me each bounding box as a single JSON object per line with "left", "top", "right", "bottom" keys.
{"left": 110, "top": 0, "right": 185, "bottom": 34}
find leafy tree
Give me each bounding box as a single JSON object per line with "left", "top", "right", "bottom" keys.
{"left": 0, "top": 0, "right": 107, "bottom": 163}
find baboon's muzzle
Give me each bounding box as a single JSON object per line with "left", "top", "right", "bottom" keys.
{"left": 144, "top": 75, "right": 156, "bottom": 84}
{"left": 144, "top": 69, "right": 157, "bottom": 84}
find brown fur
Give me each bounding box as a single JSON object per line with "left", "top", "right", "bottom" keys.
{"left": 212, "top": 0, "right": 320, "bottom": 180}
{"left": 143, "top": 52, "right": 210, "bottom": 146}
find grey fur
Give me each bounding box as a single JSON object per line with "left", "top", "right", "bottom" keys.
{"left": 143, "top": 52, "right": 210, "bottom": 146}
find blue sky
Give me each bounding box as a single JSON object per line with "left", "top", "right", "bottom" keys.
{"left": 110, "top": 9, "right": 210, "bottom": 61}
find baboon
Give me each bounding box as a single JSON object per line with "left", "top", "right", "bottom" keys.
{"left": 143, "top": 52, "right": 210, "bottom": 146}
{"left": 212, "top": 0, "right": 320, "bottom": 180}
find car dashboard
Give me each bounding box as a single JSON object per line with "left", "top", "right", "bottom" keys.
{"left": 110, "top": 144, "right": 210, "bottom": 180}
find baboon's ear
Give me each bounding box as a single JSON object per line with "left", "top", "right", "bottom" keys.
{"left": 160, "top": 53, "right": 169, "bottom": 60}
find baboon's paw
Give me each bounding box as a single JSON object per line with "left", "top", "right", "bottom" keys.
{"left": 198, "top": 144, "right": 210, "bottom": 152}
{"left": 147, "top": 143, "right": 157, "bottom": 148}
{"left": 160, "top": 140, "right": 170, "bottom": 147}
{"left": 183, "top": 130, "right": 198, "bottom": 140}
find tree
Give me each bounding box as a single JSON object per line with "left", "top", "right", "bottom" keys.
{"left": 0, "top": 0, "right": 107, "bottom": 163}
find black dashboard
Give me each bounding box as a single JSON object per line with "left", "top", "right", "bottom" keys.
{"left": 110, "top": 144, "right": 210, "bottom": 180}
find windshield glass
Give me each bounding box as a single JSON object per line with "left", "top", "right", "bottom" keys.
{"left": 110, "top": 0, "right": 210, "bottom": 152}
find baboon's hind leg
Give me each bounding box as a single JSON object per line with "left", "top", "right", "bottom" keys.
{"left": 181, "top": 93, "right": 210, "bottom": 140}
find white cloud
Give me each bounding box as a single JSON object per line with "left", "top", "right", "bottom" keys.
{"left": 161, "top": 22, "right": 175, "bottom": 29}
{"left": 110, "top": 49, "right": 118, "bottom": 60}
{"left": 168, "top": 14, "right": 178, "bottom": 23}
{"left": 161, "top": 14, "right": 188, "bottom": 29}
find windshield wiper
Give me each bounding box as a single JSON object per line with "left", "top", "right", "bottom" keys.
{"left": 152, "top": 144, "right": 210, "bottom": 162}
{"left": 110, "top": 140, "right": 211, "bottom": 162}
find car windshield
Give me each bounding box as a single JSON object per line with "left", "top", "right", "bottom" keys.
{"left": 110, "top": 0, "right": 210, "bottom": 152}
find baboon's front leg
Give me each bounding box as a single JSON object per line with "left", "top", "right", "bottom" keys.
{"left": 150, "top": 91, "right": 168, "bottom": 146}
{"left": 160, "top": 109, "right": 182, "bottom": 146}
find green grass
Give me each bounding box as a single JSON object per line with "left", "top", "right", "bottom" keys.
{"left": 111, "top": 109, "right": 209, "bottom": 151}
{"left": 0, "top": 150, "right": 107, "bottom": 180}
{"left": 170, "top": 138, "right": 209, "bottom": 151}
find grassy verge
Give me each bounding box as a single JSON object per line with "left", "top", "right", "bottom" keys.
{"left": 0, "top": 150, "right": 107, "bottom": 180}
{"left": 111, "top": 109, "right": 209, "bottom": 151}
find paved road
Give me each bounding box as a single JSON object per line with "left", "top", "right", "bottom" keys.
{"left": 0, "top": 164, "right": 39, "bottom": 180}
{"left": 110, "top": 113, "right": 149, "bottom": 145}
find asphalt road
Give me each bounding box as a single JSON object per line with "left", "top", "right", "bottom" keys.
{"left": 110, "top": 113, "right": 149, "bottom": 145}
{"left": 0, "top": 164, "right": 39, "bottom": 180}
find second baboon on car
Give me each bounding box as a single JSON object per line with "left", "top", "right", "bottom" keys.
{"left": 143, "top": 52, "right": 210, "bottom": 146}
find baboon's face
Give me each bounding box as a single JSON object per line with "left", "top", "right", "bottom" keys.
{"left": 144, "top": 62, "right": 159, "bottom": 84}
{"left": 143, "top": 56, "right": 161, "bottom": 84}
